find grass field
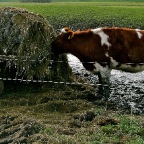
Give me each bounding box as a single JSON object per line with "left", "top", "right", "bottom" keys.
{"left": 0, "top": 2, "right": 144, "bottom": 143}
{"left": 1, "top": 2, "right": 144, "bottom": 31}
{"left": 52, "top": 0, "right": 144, "bottom": 2}
{"left": 1, "top": 0, "right": 144, "bottom": 2}
{"left": 0, "top": 0, "right": 19, "bottom": 2}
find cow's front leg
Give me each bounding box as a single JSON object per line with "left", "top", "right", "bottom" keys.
{"left": 98, "top": 72, "right": 110, "bottom": 100}
{"left": 94, "top": 63, "right": 111, "bottom": 100}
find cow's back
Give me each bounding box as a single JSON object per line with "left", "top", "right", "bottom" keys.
{"left": 104, "top": 28, "right": 144, "bottom": 63}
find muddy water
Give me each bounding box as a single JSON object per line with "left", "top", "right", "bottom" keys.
{"left": 68, "top": 54, "right": 144, "bottom": 114}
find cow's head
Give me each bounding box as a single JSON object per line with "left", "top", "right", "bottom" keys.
{"left": 51, "top": 27, "right": 74, "bottom": 55}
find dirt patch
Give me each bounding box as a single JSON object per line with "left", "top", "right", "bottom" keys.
{"left": 97, "top": 118, "right": 118, "bottom": 126}
{"left": 0, "top": 115, "right": 43, "bottom": 143}
{"left": 0, "top": 83, "right": 143, "bottom": 143}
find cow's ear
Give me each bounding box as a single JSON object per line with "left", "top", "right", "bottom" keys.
{"left": 68, "top": 31, "right": 74, "bottom": 40}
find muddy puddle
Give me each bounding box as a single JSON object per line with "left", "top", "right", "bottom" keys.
{"left": 68, "top": 54, "right": 144, "bottom": 114}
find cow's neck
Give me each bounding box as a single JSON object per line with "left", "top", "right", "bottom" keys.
{"left": 68, "top": 41, "right": 92, "bottom": 62}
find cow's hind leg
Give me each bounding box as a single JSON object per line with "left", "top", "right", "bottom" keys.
{"left": 97, "top": 69, "right": 111, "bottom": 100}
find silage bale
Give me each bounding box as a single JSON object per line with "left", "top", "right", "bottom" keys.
{"left": 0, "top": 7, "right": 72, "bottom": 85}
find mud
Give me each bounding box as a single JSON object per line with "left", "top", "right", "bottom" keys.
{"left": 0, "top": 115, "right": 43, "bottom": 143}
{"left": 68, "top": 54, "right": 144, "bottom": 114}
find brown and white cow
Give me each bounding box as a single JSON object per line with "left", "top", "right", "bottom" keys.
{"left": 51, "top": 27, "right": 144, "bottom": 99}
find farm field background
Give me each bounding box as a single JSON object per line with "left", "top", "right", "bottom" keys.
{"left": 0, "top": 2, "right": 144, "bottom": 144}
{"left": 1, "top": 2, "right": 144, "bottom": 31}
{"left": 1, "top": 0, "right": 144, "bottom": 2}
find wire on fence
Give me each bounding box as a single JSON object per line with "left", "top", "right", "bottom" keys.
{"left": 0, "top": 54, "right": 144, "bottom": 87}
{"left": 0, "top": 77, "right": 103, "bottom": 86}
{"left": 0, "top": 54, "right": 104, "bottom": 85}
{"left": 0, "top": 54, "right": 101, "bottom": 86}
{"left": 1, "top": 54, "right": 144, "bottom": 65}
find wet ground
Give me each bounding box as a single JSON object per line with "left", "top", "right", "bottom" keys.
{"left": 68, "top": 54, "right": 144, "bottom": 114}
{"left": 0, "top": 55, "right": 143, "bottom": 143}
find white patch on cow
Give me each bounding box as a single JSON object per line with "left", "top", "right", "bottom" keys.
{"left": 105, "top": 52, "right": 109, "bottom": 58}
{"left": 105, "top": 52, "right": 144, "bottom": 72}
{"left": 61, "top": 28, "right": 67, "bottom": 34}
{"left": 91, "top": 28, "right": 111, "bottom": 48}
{"left": 93, "top": 62, "right": 111, "bottom": 78}
{"left": 91, "top": 28, "right": 102, "bottom": 33}
{"left": 105, "top": 53, "right": 119, "bottom": 68}
{"left": 136, "top": 29, "right": 143, "bottom": 39}
{"left": 3, "top": 48, "right": 7, "bottom": 54}
{"left": 117, "top": 64, "right": 144, "bottom": 73}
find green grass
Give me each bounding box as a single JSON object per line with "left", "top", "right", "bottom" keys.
{"left": 1, "top": 0, "right": 144, "bottom": 2}
{"left": 0, "top": 83, "right": 144, "bottom": 143}
{"left": 1, "top": 2, "right": 144, "bottom": 31}
{"left": 0, "top": 2, "right": 144, "bottom": 143}
{"left": 0, "top": 0, "right": 19, "bottom": 2}
{"left": 52, "top": 0, "right": 144, "bottom": 2}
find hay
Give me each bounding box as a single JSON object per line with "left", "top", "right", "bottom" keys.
{"left": 0, "top": 7, "right": 72, "bottom": 82}
{"left": 0, "top": 80, "right": 4, "bottom": 94}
